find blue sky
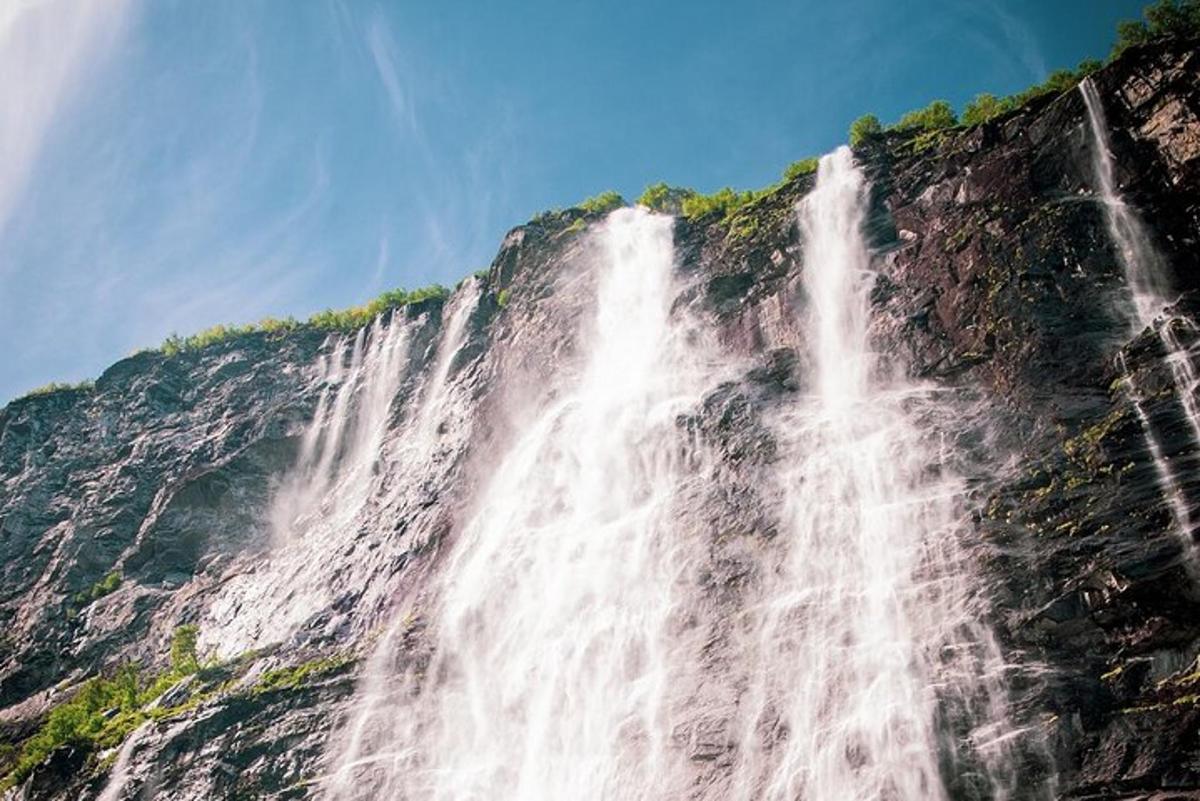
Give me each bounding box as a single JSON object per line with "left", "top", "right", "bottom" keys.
{"left": 1, "top": 0, "right": 1146, "bottom": 402}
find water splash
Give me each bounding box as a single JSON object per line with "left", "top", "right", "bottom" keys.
{"left": 1161, "top": 320, "right": 1200, "bottom": 447}
{"left": 731, "top": 148, "right": 1039, "bottom": 801}
{"left": 325, "top": 207, "right": 719, "bottom": 800}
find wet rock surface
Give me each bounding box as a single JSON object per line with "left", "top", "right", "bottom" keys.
{"left": 2, "top": 36, "right": 1200, "bottom": 800}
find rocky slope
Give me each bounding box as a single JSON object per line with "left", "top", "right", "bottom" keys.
{"left": 2, "top": 35, "right": 1199, "bottom": 800}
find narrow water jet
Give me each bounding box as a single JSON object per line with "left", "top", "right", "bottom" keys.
{"left": 1080, "top": 78, "right": 1200, "bottom": 564}
{"left": 1079, "top": 78, "right": 1173, "bottom": 329}
{"left": 96, "top": 721, "right": 152, "bottom": 801}
{"left": 731, "top": 147, "right": 1040, "bottom": 801}
{"left": 1116, "top": 352, "right": 1196, "bottom": 552}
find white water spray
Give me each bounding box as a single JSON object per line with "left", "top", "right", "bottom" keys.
{"left": 731, "top": 147, "right": 1034, "bottom": 801}
{"left": 326, "top": 208, "right": 717, "bottom": 800}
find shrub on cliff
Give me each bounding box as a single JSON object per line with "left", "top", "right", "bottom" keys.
{"left": 960, "top": 59, "right": 1103, "bottom": 126}
{"left": 307, "top": 284, "right": 449, "bottom": 332}
{"left": 73, "top": 572, "right": 121, "bottom": 607}
{"left": 1113, "top": 0, "right": 1200, "bottom": 56}
{"left": 0, "top": 625, "right": 218, "bottom": 789}
{"left": 893, "top": 100, "right": 958, "bottom": 132}
{"left": 681, "top": 187, "right": 757, "bottom": 220}
{"left": 158, "top": 283, "right": 451, "bottom": 358}
{"left": 577, "top": 191, "right": 624, "bottom": 215}
{"left": 848, "top": 114, "right": 882, "bottom": 146}
{"left": 0, "top": 667, "right": 143, "bottom": 789}
{"left": 170, "top": 624, "right": 200, "bottom": 675}
{"left": 637, "top": 182, "right": 697, "bottom": 214}
{"left": 961, "top": 93, "right": 1007, "bottom": 126}
{"left": 782, "top": 158, "right": 819, "bottom": 181}
{"left": 16, "top": 380, "right": 95, "bottom": 402}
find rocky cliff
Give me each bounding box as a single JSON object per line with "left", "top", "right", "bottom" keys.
{"left": 2, "top": 36, "right": 1199, "bottom": 801}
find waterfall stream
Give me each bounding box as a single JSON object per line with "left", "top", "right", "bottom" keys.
{"left": 328, "top": 207, "right": 719, "bottom": 800}
{"left": 731, "top": 148, "right": 1029, "bottom": 801}
{"left": 205, "top": 281, "right": 481, "bottom": 657}
{"left": 1079, "top": 79, "right": 1173, "bottom": 330}
{"left": 1080, "top": 79, "right": 1200, "bottom": 561}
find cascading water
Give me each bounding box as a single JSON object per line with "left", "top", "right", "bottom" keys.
{"left": 326, "top": 207, "right": 720, "bottom": 800}
{"left": 1080, "top": 79, "right": 1200, "bottom": 559}
{"left": 731, "top": 147, "right": 1037, "bottom": 801}
{"left": 204, "top": 311, "right": 413, "bottom": 655}
{"left": 1079, "top": 79, "right": 1173, "bottom": 329}
{"left": 272, "top": 310, "right": 413, "bottom": 546}
{"left": 205, "top": 281, "right": 481, "bottom": 656}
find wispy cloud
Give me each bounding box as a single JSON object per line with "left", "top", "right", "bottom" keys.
{"left": 1, "top": 1, "right": 528, "bottom": 401}
{"left": 0, "top": 0, "right": 134, "bottom": 242}
{"left": 0, "top": 8, "right": 337, "bottom": 399}
{"left": 358, "top": 9, "right": 521, "bottom": 280}
{"left": 366, "top": 16, "right": 414, "bottom": 134}
{"left": 957, "top": 0, "right": 1048, "bottom": 86}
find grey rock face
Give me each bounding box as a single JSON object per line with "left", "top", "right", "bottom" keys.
{"left": 2, "top": 37, "right": 1200, "bottom": 801}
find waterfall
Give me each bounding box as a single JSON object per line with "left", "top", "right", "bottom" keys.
{"left": 271, "top": 310, "right": 413, "bottom": 547}
{"left": 731, "top": 148, "right": 1035, "bottom": 800}
{"left": 326, "top": 207, "right": 717, "bottom": 800}
{"left": 1116, "top": 352, "right": 1195, "bottom": 548}
{"left": 1080, "top": 79, "right": 1199, "bottom": 560}
{"left": 1078, "top": 79, "right": 1172, "bottom": 330}
{"left": 205, "top": 282, "right": 481, "bottom": 656}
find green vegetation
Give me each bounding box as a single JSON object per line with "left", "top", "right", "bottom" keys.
{"left": 635, "top": 153, "right": 818, "bottom": 230}
{"left": 668, "top": 152, "right": 819, "bottom": 223}
{"left": 781, "top": 158, "right": 819, "bottom": 181}
{"left": 960, "top": 93, "right": 1006, "bottom": 126}
{"left": 159, "top": 284, "right": 450, "bottom": 357}
{"left": 959, "top": 60, "right": 1103, "bottom": 126}
{"left": 893, "top": 99, "right": 957, "bottom": 132}
{"left": 681, "top": 187, "right": 757, "bottom": 220}
{"left": 73, "top": 572, "right": 121, "bottom": 607}
{"left": 1, "top": 625, "right": 205, "bottom": 791}
{"left": 636, "top": 183, "right": 697, "bottom": 214}
{"left": 0, "top": 643, "right": 356, "bottom": 790}
{"left": 170, "top": 624, "right": 200, "bottom": 675}
{"left": 848, "top": 114, "right": 882, "bottom": 146}
{"left": 252, "top": 653, "right": 352, "bottom": 695}
{"left": 576, "top": 190, "right": 625, "bottom": 215}
{"left": 2, "top": 668, "right": 142, "bottom": 789}
{"left": 1112, "top": 0, "right": 1200, "bottom": 57}
{"left": 305, "top": 284, "right": 448, "bottom": 332}
{"left": 497, "top": 288, "right": 512, "bottom": 308}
